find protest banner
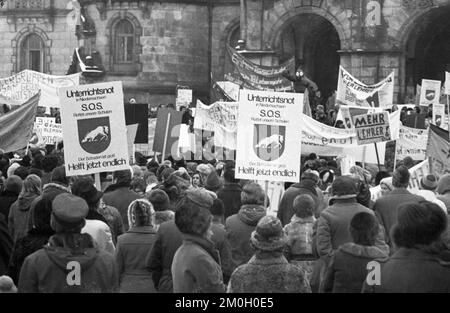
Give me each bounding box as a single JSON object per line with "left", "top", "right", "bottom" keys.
{"left": 445, "top": 72, "right": 450, "bottom": 95}
{"left": 176, "top": 88, "right": 192, "bottom": 109}
{"left": 419, "top": 79, "right": 441, "bottom": 107}
{"left": 126, "top": 124, "right": 139, "bottom": 164}
{"left": 0, "top": 93, "right": 40, "bottom": 153}
{"left": 226, "top": 46, "right": 294, "bottom": 91}
{"left": 34, "top": 117, "right": 63, "bottom": 145}
{"left": 396, "top": 126, "right": 428, "bottom": 161}
{"left": 352, "top": 111, "right": 392, "bottom": 145}
{"left": 0, "top": 70, "right": 80, "bottom": 109}
{"left": 217, "top": 81, "right": 240, "bottom": 101}
{"left": 336, "top": 106, "right": 383, "bottom": 129}
{"left": 427, "top": 124, "right": 450, "bottom": 176}
{"left": 59, "top": 81, "right": 130, "bottom": 176}
{"left": 152, "top": 108, "right": 183, "bottom": 160}
{"left": 235, "top": 90, "right": 303, "bottom": 183}
{"left": 432, "top": 103, "right": 446, "bottom": 129}
{"left": 124, "top": 102, "right": 149, "bottom": 144}
{"left": 336, "top": 66, "right": 394, "bottom": 107}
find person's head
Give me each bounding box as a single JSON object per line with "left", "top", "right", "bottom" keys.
{"left": 42, "top": 155, "right": 59, "bottom": 173}
{"left": 308, "top": 153, "right": 318, "bottom": 161}
{"left": 21, "top": 174, "right": 41, "bottom": 196}
{"left": 127, "top": 199, "right": 155, "bottom": 228}
{"left": 301, "top": 170, "right": 320, "bottom": 185}
{"left": 196, "top": 163, "right": 213, "bottom": 182}
{"left": 392, "top": 165, "right": 410, "bottom": 188}
{"left": 331, "top": 176, "right": 358, "bottom": 200}
{"left": 402, "top": 156, "right": 414, "bottom": 169}
{"left": 204, "top": 171, "right": 222, "bottom": 193}
{"left": 50, "top": 193, "right": 89, "bottom": 234}
{"left": 437, "top": 174, "right": 450, "bottom": 195}
{"left": 210, "top": 198, "right": 225, "bottom": 218}
{"left": 4, "top": 175, "right": 22, "bottom": 195}
{"left": 250, "top": 216, "right": 287, "bottom": 253}
{"left": 113, "top": 168, "right": 132, "bottom": 186}
{"left": 192, "top": 172, "right": 202, "bottom": 188}
{"left": 32, "top": 197, "right": 53, "bottom": 233}
{"left": 131, "top": 165, "right": 143, "bottom": 179}
{"left": 161, "top": 167, "right": 175, "bottom": 183}
{"left": 146, "top": 189, "right": 170, "bottom": 212}
{"left": 14, "top": 166, "right": 29, "bottom": 180}
{"left": 293, "top": 194, "right": 315, "bottom": 219}
{"left": 420, "top": 174, "right": 438, "bottom": 191}
{"left": 349, "top": 212, "right": 379, "bottom": 246}
{"left": 380, "top": 177, "right": 393, "bottom": 196}
{"left": 51, "top": 166, "right": 69, "bottom": 186}
{"left": 223, "top": 160, "right": 239, "bottom": 183}
{"left": 130, "top": 177, "right": 146, "bottom": 196}
{"left": 71, "top": 177, "right": 103, "bottom": 210}
{"left": 147, "top": 159, "right": 159, "bottom": 175}
{"left": 392, "top": 201, "right": 447, "bottom": 249}
{"left": 375, "top": 171, "right": 390, "bottom": 186}
{"left": 175, "top": 189, "right": 214, "bottom": 238}
{"left": 241, "top": 182, "right": 269, "bottom": 207}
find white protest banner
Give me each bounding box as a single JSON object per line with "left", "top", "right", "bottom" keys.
{"left": 445, "top": 72, "right": 450, "bottom": 95}
{"left": 433, "top": 103, "right": 446, "bottom": 129}
{"left": 336, "top": 106, "right": 383, "bottom": 129}
{"left": 336, "top": 66, "right": 394, "bottom": 107}
{"left": 176, "top": 88, "right": 192, "bottom": 109}
{"left": 352, "top": 111, "right": 391, "bottom": 145}
{"left": 217, "top": 81, "right": 240, "bottom": 101}
{"left": 419, "top": 79, "right": 441, "bottom": 107}
{"left": 0, "top": 70, "right": 80, "bottom": 109}
{"left": 59, "top": 81, "right": 129, "bottom": 176}
{"left": 396, "top": 126, "right": 428, "bottom": 161}
{"left": 236, "top": 90, "right": 303, "bottom": 183}
{"left": 407, "top": 159, "right": 429, "bottom": 193}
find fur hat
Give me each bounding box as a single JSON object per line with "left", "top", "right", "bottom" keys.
{"left": 437, "top": 174, "right": 450, "bottom": 194}
{"left": 250, "top": 216, "right": 287, "bottom": 251}
{"left": 127, "top": 199, "right": 155, "bottom": 228}
{"left": 51, "top": 193, "right": 89, "bottom": 232}
{"left": 420, "top": 174, "right": 438, "bottom": 191}
{"left": 331, "top": 176, "right": 357, "bottom": 200}
{"left": 147, "top": 189, "right": 170, "bottom": 212}
{"left": 204, "top": 171, "right": 222, "bottom": 192}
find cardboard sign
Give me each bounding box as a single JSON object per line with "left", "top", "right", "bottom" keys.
{"left": 59, "top": 81, "right": 129, "bottom": 176}
{"left": 152, "top": 108, "right": 183, "bottom": 159}
{"left": 352, "top": 111, "right": 391, "bottom": 145}
{"left": 34, "top": 117, "right": 63, "bottom": 145}
{"left": 420, "top": 79, "right": 441, "bottom": 107}
{"left": 176, "top": 89, "right": 192, "bottom": 109}
{"left": 235, "top": 90, "right": 303, "bottom": 183}
{"left": 433, "top": 103, "right": 446, "bottom": 129}
{"left": 396, "top": 126, "right": 428, "bottom": 161}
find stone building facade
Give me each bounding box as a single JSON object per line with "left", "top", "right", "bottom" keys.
{"left": 1, "top": 0, "right": 450, "bottom": 105}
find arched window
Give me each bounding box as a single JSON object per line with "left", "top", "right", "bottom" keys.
{"left": 224, "top": 26, "right": 240, "bottom": 79}
{"left": 20, "top": 34, "right": 44, "bottom": 72}
{"left": 115, "top": 19, "right": 134, "bottom": 63}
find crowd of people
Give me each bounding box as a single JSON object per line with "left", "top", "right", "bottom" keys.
{"left": 0, "top": 145, "right": 449, "bottom": 293}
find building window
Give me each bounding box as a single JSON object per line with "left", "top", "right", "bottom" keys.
{"left": 20, "top": 33, "right": 44, "bottom": 72}
{"left": 115, "top": 20, "right": 134, "bottom": 63}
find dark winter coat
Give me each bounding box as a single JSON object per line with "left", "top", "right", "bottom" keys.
{"left": 217, "top": 183, "right": 242, "bottom": 219}
{"left": 227, "top": 252, "right": 311, "bottom": 293}
{"left": 225, "top": 205, "right": 266, "bottom": 268}
{"left": 7, "top": 227, "right": 54, "bottom": 284}
{"left": 18, "top": 233, "right": 119, "bottom": 293}
{"left": 0, "top": 213, "right": 13, "bottom": 275}
{"left": 172, "top": 233, "right": 225, "bottom": 293}
{"left": 8, "top": 193, "right": 39, "bottom": 242}
{"left": 321, "top": 243, "right": 388, "bottom": 293}
{"left": 277, "top": 180, "right": 319, "bottom": 226}
{"left": 115, "top": 226, "right": 157, "bottom": 293}
{"left": 210, "top": 222, "right": 235, "bottom": 283}
{"left": 146, "top": 220, "right": 183, "bottom": 292}
{"left": 373, "top": 189, "right": 425, "bottom": 248}
{"left": 0, "top": 190, "right": 20, "bottom": 223}
{"left": 102, "top": 183, "right": 141, "bottom": 231}
{"left": 97, "top": 201, "right": 125, "bottom": 245}
{"left": 363, "top": 248, "right": 450, "bottom": 293}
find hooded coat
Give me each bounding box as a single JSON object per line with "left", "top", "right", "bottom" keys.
{"left": 225, "top": 205, "right": 266, "bottom": 268}
{"left": 18, "top": 233, "right": 119, "bottom": 293}
{"left": 8, "top": 193, "right": 39, "bottom": 242}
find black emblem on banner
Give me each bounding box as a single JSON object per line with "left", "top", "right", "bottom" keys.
{"left": 78, "top": 117, "right": 111, "bottom": 154}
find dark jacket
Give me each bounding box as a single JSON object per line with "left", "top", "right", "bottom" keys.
{"left": 210, "top": 222, "right": 235, "bottom": 283}
{"left": 115, "top": 226, "right": 157, "bottom": 293}
{"left": 18, "top": 233, "right": 119, "bottom": 293}
{"left": 97, "top": 201, "right": 125, "bottom": 245}
{"left": 7, "top": 227, "right": 54, "bottom": 284}
{"left": 0, "top": 190, "right": 20, "bottom": 222}
{"left": 278, "top": 180, "right": 318, "bottom": 226}
{"left": 8, "top": 193, "right": 39, "bottom": 242}
{"left": 373, "top": 189, "right": 425, "bottom": 248}
{"left": 321, "top": 243, "right": 388, "bottom": 293}
{"left": 146, "top": 220, "right": 183, "bottom": 292}
{"left": 217, "top": 183, "right": 242, "bottom": 219}
{"left": 225, "top": 205, "right": 266, "bottom": 268}
{"left": 363, "top": 248, "right": 450, "bottom": 293}
{"left": 227, "top": 252, "right": 311, "bottom": 293}
{"left": 0, "top": 213, "right": 13, "bottom": 275}
{"left": 103, "top": 183, "right": 141, "bottom": 231}
{"left": 171, "top": 233, "right": 225, "bottom": 293}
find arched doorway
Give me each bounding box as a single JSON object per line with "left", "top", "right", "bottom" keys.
{"left": 276, "top": 14, "right": 341, "bottom": 101}
{"left": 404, "top": 6, "right": 450, "bottom": 100}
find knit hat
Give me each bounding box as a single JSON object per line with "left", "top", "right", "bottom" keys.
{"left": 250, "top": 216, "right": 287, "bottom": 251}
{"left": 331, "top": 176, "right": 357, "bottom": 200}
{"left": 0, "top": 276, "right": 17, "bottom": 293}
{"left": 420, "top": 174, "right": 438, "bottom": 191}
{"left": 392, "top": 166, "right": 410, "bottom": 187}
{"left": 147, "top": 189, "right": 170, "bottom": 212}
{"left": 127, "top": 199, "right": 155, "bottom": 228}
{"left": 437, "top": 174, "right": 450, "bottom": 194}
{"left": 71, "top": 177, "right": 103, "bottom": 206}
{"left": 4, "top": 175, "right": 22, "bottom": 194}
{"left": 204, "top": 171, "right": 222, "bottom": 192}
{"left": 51, "top": 166, "right": 69, "bottom": 186}
{"left": 51, "top": 193, "right": 89, "bottom": 231}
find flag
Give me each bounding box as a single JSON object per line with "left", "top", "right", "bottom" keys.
{"left": 0, "top": 92, "right": 40, "bottom": 152}
{"left": 427, "top": 124, "right": 450, "bottom": 175}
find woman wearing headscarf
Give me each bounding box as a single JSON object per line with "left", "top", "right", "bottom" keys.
{"left": 349, "top": 165, "right": 372, "bottom": 208}
{"left": 115, "top": 199, "right": 158, "bottom": 293}
{"left": 8, "top": 175, "right": 42, "bottom": 243}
